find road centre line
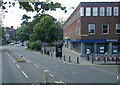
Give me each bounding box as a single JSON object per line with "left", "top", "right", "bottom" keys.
{"left": 12, "top": 60, "right": 15, "bottom": 63}
{"left": 22, "top": 71, "right": 28, "bottom": 78}
{"left": 34, "top": 64, "right": 39, "bottom": 68}
{"left": 10, "top": 57, "right": 12, "bottom": 60}
{"left": 16, "top": 64, "right": 20, "bottom": 69}
{"left": 27, "top": 60, "right": 31, "bottom": 63}
{"left": 49, "top": 73, "right": 54, "bottom": 77}
{"left": 72, "top": 72, "right": 76, "bottom": 74}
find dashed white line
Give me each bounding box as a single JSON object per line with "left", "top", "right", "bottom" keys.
{"left": 27, "top": 60, "right": 31, "bottom": 63}
{"left": 22, "top": 71, "right": 28, "bottom": 78}
{"left": 16, "top": 64, "right": 20, "bottom": 68}
{"left": 49, "top": 73, "right": 54, "bottom": 77}
{"left": 12, "top": 60, "right": 15, "bottom": 63}
{"left": 10, "top": 57, "right": 12, "bottom": 60}
{"left": 34, "top": 64, "right": 39, "bottom": 68}
{"left": 72, "top": 72, "right": 76, "bottom": 74}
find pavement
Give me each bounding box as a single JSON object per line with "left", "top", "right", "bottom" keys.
{"left": 46, "top": 46, "right": 120, "bottom": 65}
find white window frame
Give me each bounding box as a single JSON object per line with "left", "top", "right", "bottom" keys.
{"left": 116, "top": 24, "right": 120, "bottom": 34}
{"left": 93, "top": 7, "right": 98, "bottom": 16}
{"left": 114, "top": 7, "right": 119, "bottom": 16}
{"left": 88, "top": 24, "right": 95, "bottom": 34}
{"left": 86, "top": 7, "right": 91, "bottom": 16}
{"left": 106, "top": 7, "right": 112, "bottom": 16}
{"left": 80, "top": 7, "right": 84, "bottom": 16}
{"left": 102, "top": 24, "right": 109, "bottom": 34}
{"left": 100, "top": 7, "right": 105, "bottom": 16}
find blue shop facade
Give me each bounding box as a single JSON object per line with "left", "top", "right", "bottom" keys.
{"left": 64, "top": 39, "right": 120, "bottom": 54}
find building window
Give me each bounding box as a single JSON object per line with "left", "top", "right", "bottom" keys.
{"left": 100, "top": 7, "right": 105, "bottom": 16}
{"left": 86, "top": 7, "right": 91, "bottom": 16}
{"left": 80, "top": 7, "right": 84, "bottom": 16}
{"left": 106, "top": 7, "right": 112, "bottom": 16}
{"left": 102, "top": 24, "right": 109, "bottom": 34}
{"left": 116, "top": 24, "right": 120, "bottom": 34}
{"left": 114, "top": 7, "right": 119, "bottom": 16}
{"left": 93, "top": 7, "right": 98, "bottom": 16}
{"left": 88, "top": 24, "right": 95, "bottom": 34}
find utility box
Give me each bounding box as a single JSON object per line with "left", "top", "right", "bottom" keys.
{"left": 56, "top": 45, "right": 62, "bottom": 57}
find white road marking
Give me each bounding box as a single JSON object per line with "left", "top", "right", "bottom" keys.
{"left": 34, "top": 64, "right": 39, "bottom": 68}
{"left": 49, "top": 73, "right": 54, "bottom": 77}
{"left": 72, "top": 72, "right": 76, "bottom": 74}
{"left": 27, "top": 60, "right": 31, "bottom": 63}
{"left": 12, "top": 60, "right": 15, "bottom": 63}
{"left": 55, "top": 80, "right": 65, "bottom": 84}
{"left": 16, "top": 64, "right": 20, "bottom": 68}
{"left": 22, "top": 71, "right": 28, "bottom": 78}
{"left": 10, "top": 57, "right": 12, "bottom": 60}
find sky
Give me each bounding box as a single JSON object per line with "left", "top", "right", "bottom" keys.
{"left": 2, "top": 0, "right": 120, "bottom": 29}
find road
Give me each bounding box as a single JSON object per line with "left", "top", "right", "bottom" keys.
{"left": 2, "top": 44, "right": 120, "bottom": 84}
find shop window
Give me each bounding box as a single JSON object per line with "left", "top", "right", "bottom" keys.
{"left": 114, "top": 7, "right": 119, "bottom": 16}
{"left": 86, "top": 7, "right": 91, "bottom": 16}
{"left": 88, "top": 24, "right": 95, "bottom": 34}
{"left": 102, "top": 24, "right": 109, "bottom": 34}
{"left": 93, "top": 7, "right": 98, "bottom": 16}
{"left": 100, "top": 7, "right": 105, "bottom": 16}
{"left": 80, "top": 7, "right": 84, "bottom": 16}
{"left": 106, "top": 7, "right": 112, "bottom": 16}
{"left": 116, "top": 24, "right": 120, "bottom": 34}
{"left": 113, "top": 46, "right": 118, "bottom": 53}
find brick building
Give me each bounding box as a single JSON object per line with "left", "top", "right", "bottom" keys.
{"left": 63, "top": 2, "right": 120, "bottom": 54}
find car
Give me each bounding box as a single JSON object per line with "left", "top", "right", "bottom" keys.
{"left": 10, "top": 42, "right": 14, "bottom": 45}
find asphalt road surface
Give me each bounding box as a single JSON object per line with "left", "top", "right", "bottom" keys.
{"left": 2, "top": 44, "right": 120, "bottom": 84}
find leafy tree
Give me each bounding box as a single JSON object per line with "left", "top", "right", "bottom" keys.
{"left": 1, "top": 1, "right": 67, "bottom": 13}
{"left": 33, "top": 15, "right": 63, "bottom": 43}
{"left": 21, "top": 14, "right": 31, "bottom": 25}
{"left": 16, "top": 25, "right": 31, "bottom": 41}
{"left": 0, "top": 26, "right": 6, "bottom": 44}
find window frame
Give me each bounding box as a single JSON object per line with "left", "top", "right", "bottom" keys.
{"left": 86, "top": 7, "right": 91, "bottom": 16}
{"left": 114, "top": 7, "right": 119, "bottom": 16}
{"left": 102, "top": 24, "right": 109, "bottom": 34}
{"left": 93, "top": 7, "right": 98, "bottom": 16}
{"left": 100, "top": 7, "right": 105, "bottom": 16}
{"left": 80, "top": 7, "right": 84, "bottom": 16}
{"left": 88, "top": 24, "right": 95, "bottom": 34}
{"left": 116, "top": 24, "right": 120, "bottom": 34}
{"left": 106, "top": 7, "right": 112, "bottom": 16}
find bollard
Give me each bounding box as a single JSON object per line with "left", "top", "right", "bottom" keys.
{"left": 104, "top": 57, "right": 106, "bottom": 64}
{"left": 43, "top": 70, "right": 49, "bottom": 83}
{"left": 51, "top": 52, "right": 52, "bottom": 57}
{"left": 115, "top": 57, "right": 117, "bottom": 63}
{"left": 77, "top": 57, "right": 79, "bottom": 64}
{"left": 92, "top": 57, "right": 94, "bottom": 63}
{"left": 69, "top": 56, "right": 71, "bottom": 62}
{"left": 87, "top": 55, "right": 90, "bottom": 61}
{"left": 64, "top": 55, "right": 66, "bottom": 61}
{"left": 60, "top": 56, "right": 62, "bottom": 60}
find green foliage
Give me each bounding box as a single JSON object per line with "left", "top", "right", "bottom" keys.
{"left": 16, "top": 25, "right": 31, "bottom": 41}
{"left": 27, "top": 40, "right": 42, "bottom": 50}
{"left": 1, "top": 1, "right": 67, "bottom": 13}
{"left": 32, "top": 15, "right": 63, "bottom": 43}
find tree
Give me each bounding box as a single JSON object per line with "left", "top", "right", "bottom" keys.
{"left": 1, "top": 1, "right": 67, "bottom": 13}
{"left": 21, "top": 14, "right": 31, "bottom": 25}
{"left": 32, "top": 15, "right": 63, "bottom": 43}
{"left": 0, "top": 26, "right": 6, "bottom": 44}
{"left": 16, "top": 25, "right": 31, "bottom": 41}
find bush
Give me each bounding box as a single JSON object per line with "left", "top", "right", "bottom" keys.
{"left": 27, "top": 40, "right": 42, "bottom": 50}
